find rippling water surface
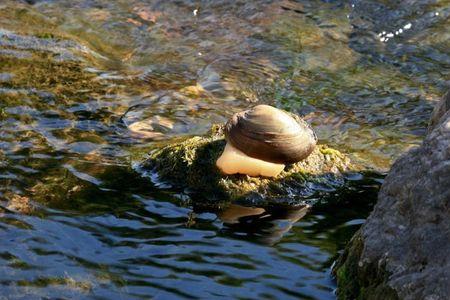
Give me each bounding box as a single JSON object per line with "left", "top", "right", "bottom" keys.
{"left": 0, "top": 0, "right": 448, "bottom": 299}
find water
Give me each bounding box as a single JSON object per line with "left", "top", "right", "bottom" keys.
{"left": 0, "top": 0, "right": 448, "bottom": 299}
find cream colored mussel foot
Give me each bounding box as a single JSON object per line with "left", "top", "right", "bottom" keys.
{"left": 216, "top": 143, "right": 285, "bottom": 177}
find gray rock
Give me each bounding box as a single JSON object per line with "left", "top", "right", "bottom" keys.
{"left": 334, "top": 92, "right": 450, "bottom": 300}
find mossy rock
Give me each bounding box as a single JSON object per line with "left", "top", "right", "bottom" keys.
{"left": 333, "top": 231, "right": 399, "bottom": 300}
{"left": 140, "top": 125, "right": 357, "bottom": 207}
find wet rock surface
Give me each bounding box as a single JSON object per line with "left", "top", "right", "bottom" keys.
{"left": 140, "top": 125, "right": 358, "bottom": 207}
{"left": 334, "top": 92, "right": 450, "bottom": 299}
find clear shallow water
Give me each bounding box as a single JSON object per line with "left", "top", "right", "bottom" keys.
{"left": 0, "top": 0, "right": 448, "bottom": 299}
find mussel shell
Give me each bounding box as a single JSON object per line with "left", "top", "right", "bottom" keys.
{"left": 225, "top": 105, "right": 317, "bottom": 164}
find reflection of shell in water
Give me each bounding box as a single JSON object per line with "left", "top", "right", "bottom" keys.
{"left": 225, "top": 105, "right": 317, "bottom": 164}
{"left": 219, "top": 205, "right": 266, "bottom": 224}
{"left": 218, "top": 204, "right": 310, "bottom": 245}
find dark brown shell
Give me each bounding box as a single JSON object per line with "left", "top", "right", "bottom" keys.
{"left": 225, "top": 105, "right": 317, "bottom": 164}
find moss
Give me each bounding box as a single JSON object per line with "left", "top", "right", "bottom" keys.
{"left": 333, "top": 231, "right": 399, "bottom": 300}
{"left": 141, "top": 126, "right": 355, "bottom": 206}
{"left": 0, "top": 107, "right": 6, "bottom": 119}
{"left": 320, "top": 147, "right": 344, "bottom": 158}
{"left": 17, "top": 276, "right": 93, "bottom": 292}
{"left": 0, "top": 4, "right": 58, "bottom": 36}
{"left": 0, "top": 53, "right": 105, "bottom": 101}
{"left": 34, "top": 32, "right": 57, "bottom": 40}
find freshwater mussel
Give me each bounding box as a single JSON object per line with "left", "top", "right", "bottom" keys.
{"left": 216, "top": 105, "right": 317, "bottom": 177}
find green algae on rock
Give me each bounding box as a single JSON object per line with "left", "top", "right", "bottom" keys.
{"left": 332, "top": 231, "right": 399, "bottom": 300}
{"left": 140, "top": 125, "right": 355, "bottom": 206}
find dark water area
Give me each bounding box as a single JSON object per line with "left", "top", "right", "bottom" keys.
{"left": 0, "top": 0, "right": 448, "bottom": 299}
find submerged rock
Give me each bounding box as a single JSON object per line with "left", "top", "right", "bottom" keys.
{"left": 333, "top": 92, "right": 450, "bottom": 300}
{"left": 140, "top": 124, "right": 356, "bottom": 207}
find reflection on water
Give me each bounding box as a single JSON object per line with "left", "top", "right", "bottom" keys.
{"left": 219, "top": 204, "right": 310, "bottom": 245}
{"left": 0, "top": 0, "right": 448, "bottom": 298}
{"left": 0, "top": 176, "right": 379, "bottom": 299}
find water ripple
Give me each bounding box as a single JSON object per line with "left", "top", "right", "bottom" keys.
{"left": 0, "top": 0, "right": 448, "bottom": 299}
